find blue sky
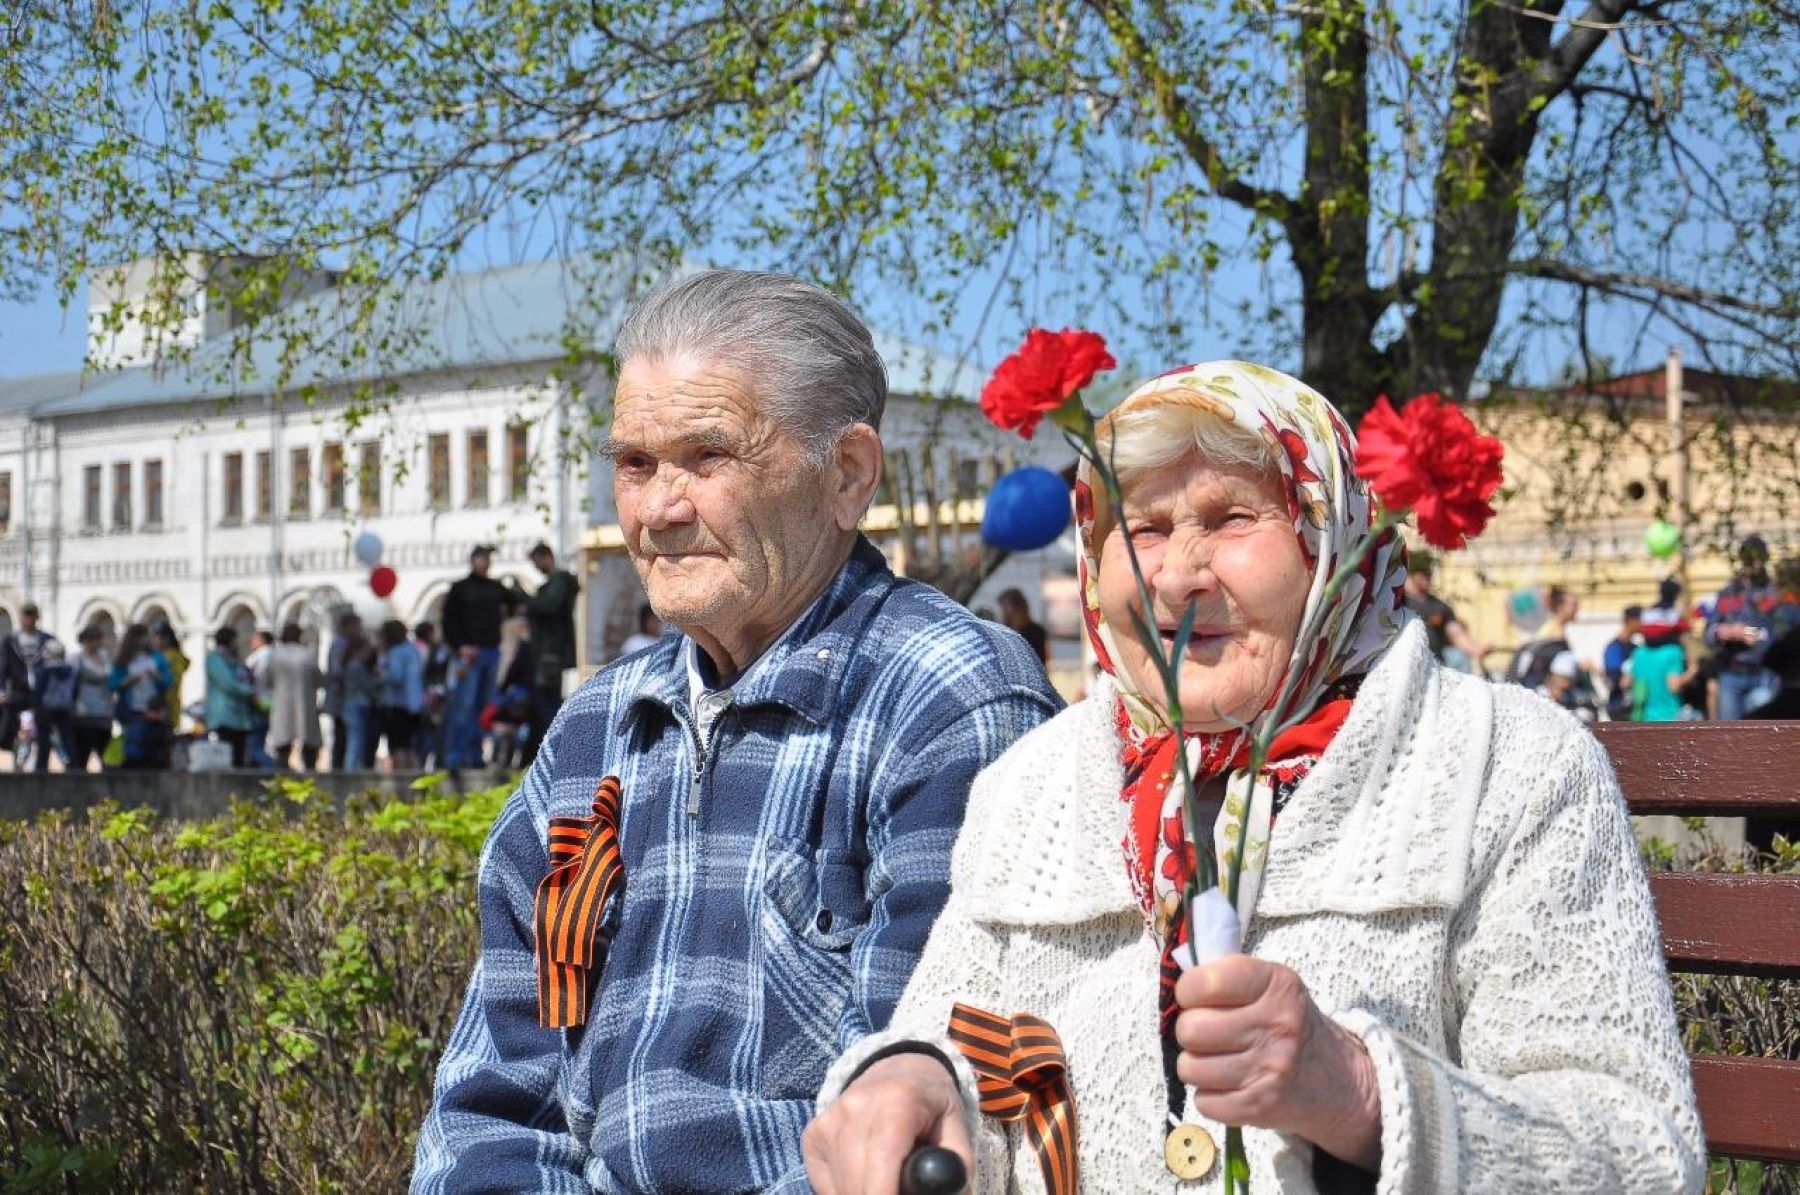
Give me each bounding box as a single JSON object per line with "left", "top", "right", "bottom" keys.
{"left": 0, "top": 291, "right": 87, "bottom": 377}
{"left": 0, "top": 241, "right": 1676, "bottom": 393}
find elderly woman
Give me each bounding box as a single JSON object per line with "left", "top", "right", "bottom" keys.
{"left": 804, "top": 363, "right": 1702, "bottom": 1193}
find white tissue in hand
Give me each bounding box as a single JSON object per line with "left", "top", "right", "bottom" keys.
{"left": 1172, "top": 886, "right": 1241, "bottom": 969}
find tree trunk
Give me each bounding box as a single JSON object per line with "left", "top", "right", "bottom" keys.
{"left": 1288, "top": 0, "right": 1389, "bottom": 415}
{"left": 1390, "top": 2, "right": 1557, "bottom": 399}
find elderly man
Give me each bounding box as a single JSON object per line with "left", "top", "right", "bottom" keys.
{"left": 413, "top": 270, "right": 1060, "bottom": 1193}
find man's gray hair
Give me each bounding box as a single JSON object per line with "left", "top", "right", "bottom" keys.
{"left": 613, "top": 270, "right": 889, "bottom": 462}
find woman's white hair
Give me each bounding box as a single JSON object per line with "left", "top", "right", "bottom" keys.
{"left": 1097, "top": 392, "right": 1276, "bottom": 483}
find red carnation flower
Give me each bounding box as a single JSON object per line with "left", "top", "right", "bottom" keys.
{"left": 980, "top": 328, "right": 1116, "bottom": 439}
{"left": 1354, "top": 393, "right": 1504, "bottom": 550}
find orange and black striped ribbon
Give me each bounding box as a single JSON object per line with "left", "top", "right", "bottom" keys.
{"left": 533, "top": 776, "right": 625, "bottom": 1029}
{"left": 946, "top": 1003, "right": 1078, "bottom": 1195}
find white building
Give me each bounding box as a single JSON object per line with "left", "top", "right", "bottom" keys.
{"left": 0, "top": 257, "right": 1080, "bottom": 709}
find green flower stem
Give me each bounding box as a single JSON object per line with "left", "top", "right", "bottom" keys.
{"left": 1061, "top": 412, "right": 1217, "bottom": 895}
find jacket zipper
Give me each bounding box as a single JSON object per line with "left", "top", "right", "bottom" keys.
{"left": 686, "top": 754, "right": 706, "bottom": 817}
{"left": 685, "top": 714, "right": 714, "bottom": 818}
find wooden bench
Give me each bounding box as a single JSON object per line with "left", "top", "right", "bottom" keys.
{"left": 1594, "top": 720, "right": 1800, "bottom": 1167}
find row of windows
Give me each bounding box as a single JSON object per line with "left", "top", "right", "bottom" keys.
{"left": 80, "top": 460, "right": 166, "bottom": 531}
{"left": 64, "top": 426, "right": 532, "bottom": 532}
{"left": 222, "top": 427, "right": 529, "bottom": 522}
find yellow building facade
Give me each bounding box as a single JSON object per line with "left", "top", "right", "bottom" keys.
{"left": 1432, "top": 362, "right": 1798, "bottom": 671}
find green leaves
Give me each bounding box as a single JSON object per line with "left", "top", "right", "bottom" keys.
{"left": 0, "top": 0, "right": 1796, "bottom": 493}
{"left": 0, "top": 779, "right": 512, "bottom": 1189}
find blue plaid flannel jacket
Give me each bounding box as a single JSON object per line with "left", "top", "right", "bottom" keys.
{"left": 413, "top": 539, "right": 1061, "bottom": 1193}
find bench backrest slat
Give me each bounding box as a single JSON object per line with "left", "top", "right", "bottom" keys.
{"left": 1691, "top": 1057, "right": 1800, "bottom": 1165}
{"left": 1593, "top": 721, "right": 1800, "bottom": 816}
{"left": 1648, "top": 873, "right": 1800, "bottom": 978}
{"left": 1595, "top": 720, "right": 1800, "bottom": 1167}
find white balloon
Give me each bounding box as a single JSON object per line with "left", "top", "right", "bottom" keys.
{"left": 352, "top": 531, "right": 384, "bottom": 566}
{"left": 349, "top": 583, "right": 392, "bottom": 628}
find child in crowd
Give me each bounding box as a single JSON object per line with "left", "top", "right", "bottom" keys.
{"left": 1540, "top": 650, "right": 1600, "bottom": 723}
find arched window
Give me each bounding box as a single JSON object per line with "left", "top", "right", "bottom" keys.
{"left": 220, "top": 603, "right": 259, "bottom": 644}
{"left": 279, "top": 585, "right": 349, "bottom": 653}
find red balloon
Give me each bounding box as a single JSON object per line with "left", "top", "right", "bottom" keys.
{"left": 370, "top": 565, "right": 398, "bottom": 598}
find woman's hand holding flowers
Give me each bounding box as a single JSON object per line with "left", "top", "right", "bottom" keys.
{"left": 1173, "top": 954, "right": 1383, "bottom": 1173}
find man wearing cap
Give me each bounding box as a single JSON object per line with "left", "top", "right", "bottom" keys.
{"left": 1705, "top": 534, "right": 1783, "bottom": 719}
{"left": 441, "top": 545, "right": 515, "bottom": 767}
{"left": 1539, "top": 649, "right": 1600, "bottom": 723}
{"left": 414, "top": 270, "right": 1060, "bottom": 1193}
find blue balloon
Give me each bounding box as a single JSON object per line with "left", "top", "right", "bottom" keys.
{"left": 981, "top": 466, "right": 1072, "bottom": 552}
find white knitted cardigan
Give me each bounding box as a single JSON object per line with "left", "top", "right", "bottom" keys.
{"left": 820, "top": 621, "right": 1704, "bottom": 1194}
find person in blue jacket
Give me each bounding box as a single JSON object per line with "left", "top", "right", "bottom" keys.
{"left": 110, "top": 623, "right": 173, "bottom": 770}
{"left": 204, "top": 626, "right": 259, "bottom": 766}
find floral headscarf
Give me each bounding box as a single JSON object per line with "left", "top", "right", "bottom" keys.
{"left": 1075, "top": 361, "right": 1410, "bottom": 955}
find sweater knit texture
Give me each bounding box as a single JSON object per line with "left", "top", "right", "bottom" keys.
{"left": 820, "top": 621, "right": 1705, "bottom": 1194}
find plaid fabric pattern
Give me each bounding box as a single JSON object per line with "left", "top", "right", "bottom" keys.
{"left": 413, "top": 539, "right": 1061, "bottom": 1193}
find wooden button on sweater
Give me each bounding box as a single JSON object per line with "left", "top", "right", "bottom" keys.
{"left": 1163, "top": 1123, "right": 1215, "bottom": 1180}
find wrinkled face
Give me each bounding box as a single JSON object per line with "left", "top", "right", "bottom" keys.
{"left": 609, "top": 354, "right": 840, "bottom": 650}
{"left": 1097, "top": 453, "right": 1310, "bottom": 731}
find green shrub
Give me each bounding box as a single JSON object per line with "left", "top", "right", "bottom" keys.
{"left": 0, "top": 776, "right": 509, "bottom": 1194}
{"left": 3, "top": 783, "right": 1792, "bottom": 1192}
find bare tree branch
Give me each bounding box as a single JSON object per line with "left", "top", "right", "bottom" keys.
{"left": 1511, "top": 256, "right": 1796, "bottom": 318}
{"left": 1529, "top": 0, "right": 1641, "bottom": 101}
{"left": 1082, "top": 0, "right": 1296, "bottom": 223}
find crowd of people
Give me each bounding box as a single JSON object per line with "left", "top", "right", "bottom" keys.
{"left": 0, "top": 541, "right": 581, "bottom": 773}
{"left": 1404, "top": 535, "right": 1799, "bottom": 727}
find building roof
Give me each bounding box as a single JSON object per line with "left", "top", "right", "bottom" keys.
{"left": 0, "top": 370, "right": 92, "bottom": 414}
{"left": 1491, "top": 366, "right": 1800, "bottom": 412}
{"left": 1, "top": 259, "right": 983, "bottom": 418}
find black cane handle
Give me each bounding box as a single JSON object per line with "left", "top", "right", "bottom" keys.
{"left": 899, "top": 1145, "right": 968, "bottom": 1195}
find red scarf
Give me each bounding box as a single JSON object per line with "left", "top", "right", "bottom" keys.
{"left": 1119, "top": 693, "right": 1356, "bottom": 1031}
